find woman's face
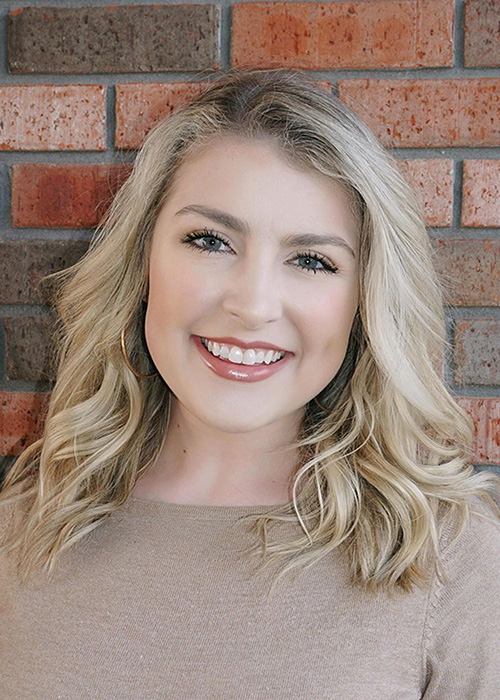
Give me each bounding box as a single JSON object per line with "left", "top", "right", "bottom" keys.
{"left": 145, "top": 135, "right": 360, "bottom": 432}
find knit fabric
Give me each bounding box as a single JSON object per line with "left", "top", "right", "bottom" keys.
{"left": 1, "top": 494, "right": 500, "bottom": 699}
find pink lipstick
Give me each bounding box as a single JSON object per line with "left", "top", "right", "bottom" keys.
{"left": 192, "top": 335, "right": 293, "bottom": 383}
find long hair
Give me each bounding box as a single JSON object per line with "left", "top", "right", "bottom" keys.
{"left": 1, "top": 67, "right": 499, "bottom": 596}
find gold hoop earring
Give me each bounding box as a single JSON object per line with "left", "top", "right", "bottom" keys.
{"left": 120, "top": 327, "right": 158, "bottom": 379}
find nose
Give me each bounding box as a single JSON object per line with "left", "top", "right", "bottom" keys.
{"left": 221, "top": 256, "right": 283, "bottom": 328}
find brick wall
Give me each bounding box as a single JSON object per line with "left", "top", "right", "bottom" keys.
{"left": 0, "top": 0, "right": 499, "bottom": 476}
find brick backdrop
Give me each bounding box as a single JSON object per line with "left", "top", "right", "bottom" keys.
{"left": 0, "top": 0, "right": 499, "bottom": 477}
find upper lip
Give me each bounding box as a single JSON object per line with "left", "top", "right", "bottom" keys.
{"left": 197, "top": 335, "right": 291, "bottom": 354}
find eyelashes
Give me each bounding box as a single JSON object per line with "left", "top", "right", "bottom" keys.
{"left": 180, "top": 227, "right": 339, "bottom": 276}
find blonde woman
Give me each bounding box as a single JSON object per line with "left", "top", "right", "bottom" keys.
{"left": 1, "top": 68, "right": 500, "bottom": 698}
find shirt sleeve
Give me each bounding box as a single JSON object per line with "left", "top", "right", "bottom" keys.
{"left": 421, "top": 496, "right": 500, "bottom": 699}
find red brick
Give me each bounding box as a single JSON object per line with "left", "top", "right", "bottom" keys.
{"left": 462, "top": 160, "right": 500, "bottom": 227}
{"left": 456, "top": 398, "right": 500, "bottom": 464}
{"left": 454, "top": 319, "right": 500, "bottom": 385}
{"left": 0, "top": 392, "right": 50, "bottom": 457}
{"left": 8, "top": 5, "right": 220, "bottom": 74}
{"left": 397, "top": 159, "right": 453, "bottom": 226}
{"left": 431, "top": 239, "right": 500, "bottom": 306}
{"left": 12, "top": 164, "right": 132, "bottom": 228}
{"left": 464, "top": 0, "right": 500, "bottom": 67}
{"left": 232, "top": 0, "right": 453, "bottom": 69}
{"left": 115, "top": 80, "right": 332, "bottom": 149}
{"left": 0, "top": 85, "right": 106, "bottom": 151}
{"left": 338, "top": 78, "right": 500, "bottom": 147}
{"left": 115, "top": 82, "right": 208, "bottom": 150}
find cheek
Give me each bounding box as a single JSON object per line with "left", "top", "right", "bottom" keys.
{"left": 302, "top": 285, "right": 358, "bottom": 357}
{"left": 147, "top": 251, "right": 217, "bottom": 329}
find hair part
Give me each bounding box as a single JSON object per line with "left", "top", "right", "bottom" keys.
{"left": 1, "top": 67, "right": 499, "bottom": 597}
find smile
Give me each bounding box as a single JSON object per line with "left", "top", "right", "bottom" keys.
{"left": 192, "top": 335, "right": 293, "bottom": 383}
{"left": 201, "top": 337, "right": 285, "bottom": 366}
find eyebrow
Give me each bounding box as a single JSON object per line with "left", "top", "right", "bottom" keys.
{"left": 174, "top": 204, "right": 357, "bottom": 259}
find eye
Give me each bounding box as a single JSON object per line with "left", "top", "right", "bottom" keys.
{"left": 180, "top": 228, "right": 339, "bottom": 275}
{"left": 290, "top": 251, "right": 338, "bottom": 275}
{"left": 181, "top": 228, "right": 232, "bottom": 254}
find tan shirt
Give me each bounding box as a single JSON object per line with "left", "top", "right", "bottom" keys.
{"left": 1, "top": 494, "right": 500, "bottom": 699}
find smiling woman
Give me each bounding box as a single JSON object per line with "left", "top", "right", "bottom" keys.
{"left": 1, "top": 68, "right": 500, "bottom": 699}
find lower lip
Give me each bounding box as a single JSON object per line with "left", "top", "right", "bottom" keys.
{"left": 192, "top": 335, "right": 293, "bottom": 383}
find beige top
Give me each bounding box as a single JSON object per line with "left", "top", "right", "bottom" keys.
{"left": 1, "top": 494, "right": 500, "bottom": 699}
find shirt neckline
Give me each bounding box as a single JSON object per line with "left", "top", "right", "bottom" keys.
{"left": 128, "top": 495, "right": 291, "bottom": 521}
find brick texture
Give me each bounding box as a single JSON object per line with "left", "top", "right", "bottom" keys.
{"left": 0, "top": 85, "right": 106, "bottom": 151}
{"left": 397, "top": 159, "right": 453, "bottom": 226}
{"left": 8, "top": 5, "right": 220, "bottom": 74}
{"left": 0, "top": 392, "right": 50, "bottom": 457}
{"left": 464, "top": 0, "right": 500, "bottom": 67}
{"left": 338, "top": 79, "right": 500, "bottom": 147}
{"left": 115, "top": 83, "right": 209, "bottom": 150}
{"left": 232, "top": 0, "right": 454, "bottom": 69}
{"left": 0, "top": 240, "right": 90, "bottom": 305}
{"left": 1, "top": 2, "right": 499, "bottom": 467}
{"left": 457, "top": 398, "right": 500, "bottom": 464}
{"left": 12, "top": 164, "right": 132, "bottom": 228}
{"left": 454, "top": 319, "right": 500, "bottom": 385}
{"left": 4, "top": 315, "right": 57, "bottom": 382}
{"left": 115, "top": 79, "right": 332, "bottom": 149}
{"left": 431, "top": 239, "right": 500, "bottom": 306}
{"left": 462, "top": 160, "right": 500, "bottom": 227}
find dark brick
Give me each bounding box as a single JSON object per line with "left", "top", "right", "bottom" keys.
{"left": 0, "top": 239, "right": 90, "bottom": 305}
{"left": 454, "top": 319, "right": 500, "bottom": 385}
{"left": 8, "top": 5, "right": 220, "bottom": 74}
{"left": 12, "top": 163, "right": 132, "bottom": 228}
{"left": 4, "top": 314, "right": 58, "bottom": 382}
{"left": 0, "top": 392, "right": 51, "bottom": 457}
{"left": 465, "top": 0, "right": 500, "bottom": 67}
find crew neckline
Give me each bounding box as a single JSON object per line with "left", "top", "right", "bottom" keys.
{"left": 128, "top": 495, "right": 291, "bottom": 521}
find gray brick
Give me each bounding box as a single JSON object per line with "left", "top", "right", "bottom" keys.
{"left": 4, "top": 314, "right": 58, "bottom": 382}
{"left": 0, "top": 239, "right": 90, "bottom": 305}
{"left": 465, "top": 0, "right": 500, "bottom": 68}
{"left": 454, "top": 319, "right": 500, "bottom": 385}
{"left": 8, "top": 5, "right": 220, "bottom": 74}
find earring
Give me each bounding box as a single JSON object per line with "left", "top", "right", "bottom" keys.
{"left": 120, "top": 327, "right": 158, "bottom": 379}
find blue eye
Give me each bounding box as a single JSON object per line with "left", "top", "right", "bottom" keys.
{"left": 181, "top": 228, "right": 339, "bottom": 275}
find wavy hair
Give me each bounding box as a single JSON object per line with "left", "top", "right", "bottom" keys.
{"left": 2, "top": 67, "right": 499, "bottom": 597}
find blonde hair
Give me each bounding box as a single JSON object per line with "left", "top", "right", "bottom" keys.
{"left": 1, "top": 67, "right": 499, "bottom": 597}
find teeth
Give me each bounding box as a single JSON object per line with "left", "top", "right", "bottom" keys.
{"left": 201, "top": 338, "right": 285, "bottom": 366}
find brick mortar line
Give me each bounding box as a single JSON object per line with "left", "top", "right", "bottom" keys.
{"left": 452, "top": 160, "right": 463, "bottom": 230}
{"left": 3, "top": 69, "right": 500, "bottom": 85}
{"left": 0, "top": 313, "right": 6, "bottom": 384}
{"left": 455, "top": 0, "right": 466, "bottom": 70}
{"left": 0, "top": 163, "right": 9, "bottom": 229}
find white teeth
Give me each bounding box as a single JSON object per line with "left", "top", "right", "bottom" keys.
{"left": 201, "top": 338, "right": 285, "bottom": 366}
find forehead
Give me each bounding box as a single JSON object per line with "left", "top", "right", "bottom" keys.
{"left": 162, "top": 135, "right": 360, "bottom": 244}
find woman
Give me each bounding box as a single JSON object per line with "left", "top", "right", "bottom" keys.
{"left": 1, "top": 67, "right": 500, "bottom": 698}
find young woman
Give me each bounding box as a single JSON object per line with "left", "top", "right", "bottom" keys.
{"left": 1, "top": 68, "right": 500, "bottom": 698}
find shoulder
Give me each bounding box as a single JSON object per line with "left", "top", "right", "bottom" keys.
{"left": 438, "top": 494, "right": 500, "bottom": 573}
{"left": 421, "top": 495, "right": 500, "bottom": 695}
